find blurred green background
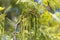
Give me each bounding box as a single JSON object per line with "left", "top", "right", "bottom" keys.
{"left": 0, "top": 0, "right": 60, "bottom": 40}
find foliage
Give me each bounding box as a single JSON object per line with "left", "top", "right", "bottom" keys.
{"left": 0, "top": 0, "right": 60, "bottom": 40}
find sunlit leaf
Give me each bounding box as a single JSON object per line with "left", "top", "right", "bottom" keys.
{"left": 0, "top": 7, "right": 5, "bottom": 11}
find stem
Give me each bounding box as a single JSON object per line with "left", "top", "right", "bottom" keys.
{"left": 13, "top": 23, "right": 17, "bottom": 40}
